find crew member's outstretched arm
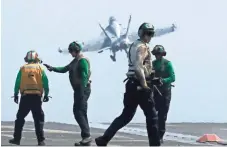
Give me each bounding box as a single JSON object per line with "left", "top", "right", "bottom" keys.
{"left": 53, "top": 64, "right": 70, "bottom": 73}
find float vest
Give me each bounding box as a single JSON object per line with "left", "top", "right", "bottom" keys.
{"left": 20, "top": 63, "right": 43, "bottom": 96}
{"left": 69, "top": 54, "right": 91, "bottom": 88}
{"left": 126, "top": 39, "right": 152, "bottom": 79}
{"left": 152, "top": 58, "right": 170, "bottom": 88}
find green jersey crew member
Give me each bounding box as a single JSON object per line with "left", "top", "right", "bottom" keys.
{"left": 95, "top": 23, "right": 161, "bottom": 146}
{"left": 151, "top": 45, "right": 175, "bottom": 144}
{"left": 9, "top": 50, "right": 50, "bottom": 146}
{"left": 43, "top": 41, "right": 92, "bottom": 146}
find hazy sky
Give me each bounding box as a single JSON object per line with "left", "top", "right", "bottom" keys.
{"left": 1, "top": 0, "right": 227, "bottom": 124}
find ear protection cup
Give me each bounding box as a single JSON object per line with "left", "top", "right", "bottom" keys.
{"left": 68, "top": 41, "right": 82, "bottom": 53}
{"left": 162, "top": 51, "right": 167, "bottom": 56}
{"left": 24, "top": 51, "right": 29, "bottom": 62}
{"left": 151, "top": 49, "right": 155, "bottom": 55}
{"left": 138, "top": 23, "right": 155, "bottom": 38}
{"left": 24, "top": 50, "right": 39, "bottom": 62}
{"left": 152, "top": 45, "right": 167, "bottom": 56}
{"left": 24, "top": 56, "right": 28, "bottom": 62}
{"left": 138, "top": 29, "right": 143, "bottom": 38}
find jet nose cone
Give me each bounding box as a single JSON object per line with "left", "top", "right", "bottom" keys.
{"left": 109, "top": 16, "right": 116, "bottom": 22}
{"left": 109, "top": 16, "right": 116, "bottom": 24}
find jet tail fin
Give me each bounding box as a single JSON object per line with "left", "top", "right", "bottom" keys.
{"left": 124, "top": 15, "right": 132, "bottom": 38}
{"left": 98, "top": 23, "right": 112, "bottom": 43}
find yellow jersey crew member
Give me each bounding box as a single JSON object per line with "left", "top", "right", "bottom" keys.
{"left": 9, "top": 50, "right": 50, "bottom": 146}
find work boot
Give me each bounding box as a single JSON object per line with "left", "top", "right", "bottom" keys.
{"left": 80, "top": 137, "right": 92, "bottom": 146}
{"left": 13, "top": 119, "right": 25, "bottom": 143}
{"left": 74, "top": 142, "right": 81, "bottom": 146}
{"left": 35, "top": 121, "right": 45, "bottom": 144}
{"left": 160, "top": 138, "right": 164, "bottom": 144}
{"left": 38, "top": 141, "right": 46, "bottom": 146}
{"left": 9, "top": 138, "right": 20, "bottom": 145}
{"left": 10, "top": 120, "right": 23, "bottom": 145}
{"left": 74, "top": 137, "right": 92, "bottom": 146}
{"left": 74, "top": 142, "right": 91, "bottom": 146}
{"left": 95, "top": 136, "right": 108, "bottom": 146}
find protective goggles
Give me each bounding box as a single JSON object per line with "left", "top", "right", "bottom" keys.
{"left": 144, "top": 30, "right": 155, "bottom": 37}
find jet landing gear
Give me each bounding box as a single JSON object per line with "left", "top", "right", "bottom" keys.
{"left": 110, "top": 55, "right": 116, "bottom": 62}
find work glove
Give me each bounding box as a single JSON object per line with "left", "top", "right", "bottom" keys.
{"left": 137, "top": 82, "right": 151, "bottom": 92}
{"left": 43, "top": 95, "right": 52, "bottom": 102}
{"left": 11, "top": 94, "right": 19, "bottom": 104}
{"left": 43, "top": 64, "right": 53, "bottom": 72}
{"left": 142, "top": 85, "right": 151, "bottom": 92}
{"left": 151, "top": 77, "right": 163, "bottom": 86}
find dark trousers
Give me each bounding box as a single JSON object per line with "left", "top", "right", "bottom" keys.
{"left": 101, "top": 80, "right": 160, "bottom": 146}
{"left": 154, "top": 87, "right": 171, "bottom": 139}
{"left": 73, "top": 84, "right": 91, "bottom": 139}
{"left": 13, "top": 94, "right": 45, "bottom": 142}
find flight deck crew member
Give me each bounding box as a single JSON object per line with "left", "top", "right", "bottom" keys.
{"left": 151, "top": 45, "right": 175, "bottom": 144}
{"left": 95, "top": 23, "right": 162, "bottom": 146}
{"left": 43, "top": 41, "right": 92, "bottom": 146}
{"left": 9, "top": 50, "right": 50, "bottom": 146}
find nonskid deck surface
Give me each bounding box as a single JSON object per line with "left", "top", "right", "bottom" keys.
{"left": 1, "top": 121, "right": 227, "bottom": 146}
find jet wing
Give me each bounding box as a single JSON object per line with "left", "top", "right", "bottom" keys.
{"left": 82, "top": 37, "right": 106, "bottom": 52}
{"left": 58, "top": 23, "right": 120, "bottom": 54}
{"left": 82, "top": 25, "right": 116, "bottom": 53}
{"left": 128, "top": 23, "right": 177, "bottom": 41}
{"left": 82, "top": 34, "right": 113, "bottom": 53}
{"left": 57, "top": 36, "right": 108, "bottom": 54}
{"left": 154, "top": 23, "right": 177, "bottom": 37}
{"left": 82, "top": 40, "right": 112, "bottom": 53}
{"left": 58, "top": 47, "right": 69, "bottom": 54}
{"left": 58, "top": 38, "right": 114, "bottom": 55}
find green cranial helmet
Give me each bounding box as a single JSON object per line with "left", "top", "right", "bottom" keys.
{"left": 138, "top": 22, "right": 155, "bottom": 38}
{"left": 68, "top": 41, "right": 83, "bottom": 53}
{"left": 151, "top": 45, "right": 166, "bottom": 56}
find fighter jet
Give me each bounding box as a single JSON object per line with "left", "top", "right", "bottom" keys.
{"left": 58, "top": 16, "right": 122, "bottom": 52}
{"left": 97, "top": 15, "right": 132, "bottom": 61}
{"left": 83, "top": 15, "right": 177, "bottom": 62}
{"left": 58, "top": 16, "right": 177, "bottom": 61}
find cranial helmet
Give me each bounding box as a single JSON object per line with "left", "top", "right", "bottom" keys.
{"left": 24, "top": 50, "right": 41, "bottom": 63}
{"left": 151, "top": 45, "right": 166, "bottom": 56}
{"left": 138, "top": 22, "right": 155, "bottom": 38}
{"left": 68, "top": 41, "right": 83, "bottom": 53}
